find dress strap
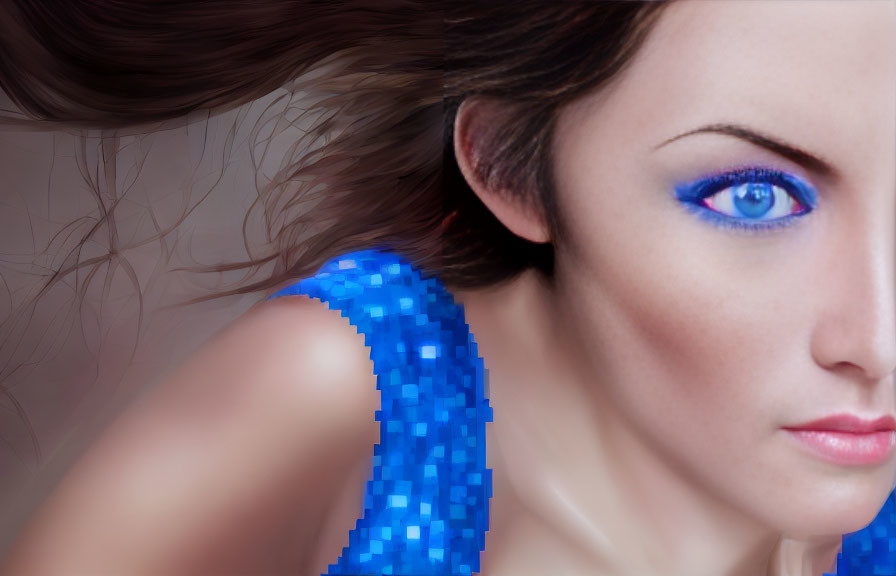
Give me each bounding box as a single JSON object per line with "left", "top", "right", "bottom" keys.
{"left": 268, "top": 247, "right": 493, "bottom": 575}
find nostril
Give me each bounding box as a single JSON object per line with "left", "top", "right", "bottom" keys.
{"left": 810, "top": 312, "right": 896, "bottom": 384}
{"left": 809, "top": 240, "right": 896, "bottom": 383}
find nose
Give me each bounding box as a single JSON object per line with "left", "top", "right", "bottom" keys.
{"left": 810, "top": 208, "right": 896, "bottom": 383}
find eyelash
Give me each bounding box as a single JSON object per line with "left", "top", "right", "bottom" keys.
{"left": 673, "top": 166, "right": 819, "bottom": 234}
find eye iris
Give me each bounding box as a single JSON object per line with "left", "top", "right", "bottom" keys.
{"left": 732, "top": 182, "right": 775, "bottom": 218}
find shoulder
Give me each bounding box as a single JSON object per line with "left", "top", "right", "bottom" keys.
{"left": 174, "top": 291, "right": 382, "bottom": 477}
{"left": 1, "top": 292, "right": 379, "bottom": 575}
{"left": 198, "top": 292, "right": 377, "bottom": 410}
{"left": 146, "top": 291, "right": 379, "bottom": 440}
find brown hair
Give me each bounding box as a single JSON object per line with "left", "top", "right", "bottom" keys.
{"left": 0, "top": 1, "right": 670, "bottom": 464}
{"left": 0, "top": 0, "right": 670, "bottom": 297}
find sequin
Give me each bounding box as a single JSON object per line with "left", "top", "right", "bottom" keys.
{"left": 268, "top": 247, "right": 492, "bottom": 575}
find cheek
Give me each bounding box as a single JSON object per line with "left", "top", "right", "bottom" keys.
{"left": 584, "top": 264, "right": 766, "bottom": 430}
{"left": 557, "top": 184, "right": 809, "bottom": 443}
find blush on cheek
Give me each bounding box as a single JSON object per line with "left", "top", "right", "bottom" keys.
{"left": 585, "top": 249, "right": 774, "bottom": 420}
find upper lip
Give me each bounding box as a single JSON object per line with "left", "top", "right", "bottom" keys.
{"left": 783, "top": 414, "right": 896, "bottom": 433}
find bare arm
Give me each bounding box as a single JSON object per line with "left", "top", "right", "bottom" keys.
{"left": 1, "top": 295, "right": 379, "bottom": 576}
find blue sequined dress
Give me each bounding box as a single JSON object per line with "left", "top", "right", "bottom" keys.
{"left": 267, "top": 248, "right": 895, "bottom": 576}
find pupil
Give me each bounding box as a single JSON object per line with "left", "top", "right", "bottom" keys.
{"left": 733, "top": 182, "right": 774, "bottom": 218}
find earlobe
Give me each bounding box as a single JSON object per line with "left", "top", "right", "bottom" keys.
{"left": 453, "top": 98, "right": 552, "bottom": 244}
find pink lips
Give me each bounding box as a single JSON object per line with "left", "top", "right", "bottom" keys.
{"left": 782, "top": 414, "right": 896, "bottom": 466}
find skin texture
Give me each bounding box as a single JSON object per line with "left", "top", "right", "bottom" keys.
{"left": 454, "top": 1, "right": 896, "bottom": 575}
{"left": 1, "top": 2, "right": 893, "bottom": 575}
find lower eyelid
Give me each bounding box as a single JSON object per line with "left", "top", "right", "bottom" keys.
{"left": 677, "top": 194, "right": 809, "bottom": 235}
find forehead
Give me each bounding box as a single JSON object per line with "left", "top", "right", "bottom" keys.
{"left": 563, "top": 0, "right": 895, "bottom": 183}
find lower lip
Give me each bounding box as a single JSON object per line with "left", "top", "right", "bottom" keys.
{"left": 784, "top": 429, "right": 896, "bottom": 466}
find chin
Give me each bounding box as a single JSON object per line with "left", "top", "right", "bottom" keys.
{"left": 773, "top": 474, "right": 895, "bottom": 538}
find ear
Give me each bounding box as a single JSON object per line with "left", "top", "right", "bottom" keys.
{"left": 453, "top": 97, "right": 551, "bottom": 244}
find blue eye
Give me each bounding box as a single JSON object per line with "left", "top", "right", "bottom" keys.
{"left": 674, "top": 167, "right": 819, "bottom": 233}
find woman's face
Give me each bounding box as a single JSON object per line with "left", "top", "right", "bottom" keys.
{"left": 551, "top": 0, "right": 896, "bottom": 537}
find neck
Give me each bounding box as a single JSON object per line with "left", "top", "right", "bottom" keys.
{"left": 452, "top": 270, "right": 840, "bottom": 576}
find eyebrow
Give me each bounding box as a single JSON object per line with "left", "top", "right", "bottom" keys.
{"left": 654, "top": 123, "right": 839, "bottom": 181}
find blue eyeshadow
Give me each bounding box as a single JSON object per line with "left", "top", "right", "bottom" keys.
{"left": 673, "top": 166, "right": 819, "bottom": 233}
